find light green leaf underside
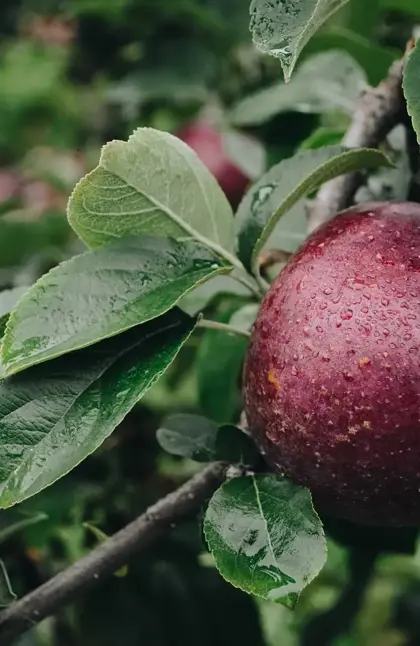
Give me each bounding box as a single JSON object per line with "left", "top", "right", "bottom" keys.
{"left": 67, "top": 127, "right": 235, "bottom": 258}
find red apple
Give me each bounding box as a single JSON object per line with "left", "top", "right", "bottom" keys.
{"left": 177, "top": 122, "right": 250, "bottom": 208}
{"left": 244, "top": 201, "right": 420, "bottom": 526}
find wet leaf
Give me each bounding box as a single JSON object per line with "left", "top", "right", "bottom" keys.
{"left": 236, "top": 146, "right": 392, "bottom": 273}
{"left": 0, "top": 309, "right": 195, "bottom": 508}
{"left": 204, "top": 475, "right": 326, "bottom": 607}
{"left": 157, "top": 414, "right": 218, "bottom": 462}
{"left": 403, "top": 39, "right": 420, "bottom": 145}
{"left": 0, "top": 287, "right": 28, "bottom": 339}
{"left": 2, "top": 236, "right": 229, "bottom": 376}
{"left": 250, "top": 0, "right": 351, "bottom": 81}
{"left": 68, "top": 127, "right": 236, "bottom": 260}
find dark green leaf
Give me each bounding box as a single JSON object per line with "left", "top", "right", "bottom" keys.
{"left": 250, "top": 0, "right": 351, "bottom": 81}
{"left": 204, "top": 475, "right": 327, "bottom": 607}
{"left": 403, "top": 40, "right": 420, "bottom": 145}
{"left": 2, "top": 236, "right": 229, "bottom": 376}
{"left": 157, "top": 413, "right": 218, "bottom": 462}
{"left": 0, "top": 309, "right": 195, "bottom": 508}
{"left": 236, "top": 146, "right": 392, "bottom": 273}
{"left": 68, "top": 128, "right": 236, "bottom": 263}
{"left": 231, "top": 51, "right": 366, "bottom": 126}
{"left": 0, "top": 509, "right": 47, "bottom": 544}
{"left": 380, "top": 0, "right": 420, "bottom": 17}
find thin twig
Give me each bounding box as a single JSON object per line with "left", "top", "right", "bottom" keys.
{"left": 0, "top": 462, "right": 226, "bottom": 646}
{"left": 308, "top": 57, "right": 406, "bottom": 232}
{"left": 198, "top": 319, "right": 251, "bottom": 338}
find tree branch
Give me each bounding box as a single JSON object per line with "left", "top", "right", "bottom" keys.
{"left": 0, "top": 462, "right": 226, "bottom": 646}
{"left": 308, "top": 57, "right": 406, "bottom": 232}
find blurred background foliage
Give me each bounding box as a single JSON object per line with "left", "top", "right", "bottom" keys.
{"left": 1, "top": 1, "right": 420, "bottom": 645}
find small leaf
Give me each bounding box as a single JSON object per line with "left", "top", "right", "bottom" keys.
{"left": 236, "top": 146, "right": 392, "bottom": 273}
{"left": 0, "top": 287, "right": 28, "bottom": 338}
{"left": 0, "top": 309, "right": 195, "bottom": 508}
{"left": 403, "top": 39, "right": 420, "bottom": 145}
{"left": 222, "top": 131, "right": 266, "bottom": 180}
{"left": 231, "top": 50, "right": 366, "bottom": 126}
{"left": 204, "top": 475, "right": 327, "bottom": 607}
{"left": 197, "top": 306, "right": 248, "bottom": 424}
{"left": 157, "top": 414, "right": 218, "bottom": 462}
{"left": 250, "top": 0, "right": 351, "bottom": 81}
{"left": 2, "top": 236, "right": 229, "bottom": 376}
{"left": 68, "top": 127, "right": 236, "bottom": 262}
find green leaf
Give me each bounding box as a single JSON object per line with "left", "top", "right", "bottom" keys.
{"left": 250, "top": 0, "right": 351, "bottom": 81}
{"left": 236, "top": 146, "right": 392, "bottom": 273}
{"left": 380, "top": 0, "right": 420, "bottom": 17}
{"left": 2, "top": 236, "right": 229, "bottom": 376}
{"left": 0, "top": 287, "right": 28, "bottom": 338}
{"left": 0, "top": 309, "right": 195, "bottom": 508}
{"left": 403, "top": 40, "right": 420, "bottom": 145}
{"left": 197, "top": 307, "right": 248, "bottom": 424}
{"left": 231, "top": 50, "right": 366, "bottom": 126}
{"left": 157, "top": 413, "right": 218, "bottom": 462}
{"left": 204, "top": 475, "right": 327, "bottom": 607}
{"left": 68, "top": 127, "right": 237, "bottom": 264}
{"left": 157, "top": 415, "right": 258, "bottom": 466}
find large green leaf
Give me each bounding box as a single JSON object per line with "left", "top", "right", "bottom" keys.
{"left": 204, "top": 475, "right": 327, "bottom": 607}
{"left": 231, "top": 50, "right": 366, "bottom": 126}
{"left": 2, "top": 236, "right": 229, "bottom": 376}
{"left": 68, "top": 127, "right": 237, "bottom": 264}
{"left": 236, "top": 146, "right": 392, "bottom": 274}
{"left": 0, "top": 309, "right": 195, "bottom": 508}
{"left": 250, "top": 0, "right": 350, "bottom": 81}
{"left": 403, "top": 40, "right": 420, "bottom": 145}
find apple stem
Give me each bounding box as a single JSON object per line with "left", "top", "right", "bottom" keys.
{"left": 197, "top": 319, "right": 251, "bottom": 339}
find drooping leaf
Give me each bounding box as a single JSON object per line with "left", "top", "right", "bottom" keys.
{"left": 2, "top": 236, "right": 229, "bottom": 376}
{"left": 197, "top": 306, "right": 248, "bottom": 424}
{"left": 250, "top": 0, "right": 351, "bottom": 81}
{"left": 157, "top": 413, "right": 218, "bottom": 462}
{"left": 0, "top": 308, "right": 195, "bottom": 508}
{"left": 236, "top": 146, "right": 392, "bottom": 273}
{"left": 0, "top": 287, "right": 28, "bottom": 338}
{"left": 68, "top": 127, "right": 236, "bottom": 262}
{"left": 403, "top": 39, "right": 420, "bottom": 145}
{"left": 231, "top": 50, "right": 366, "bottom": 126}
{"left": 204, "top": 475, "right": 327, "bottom": 607}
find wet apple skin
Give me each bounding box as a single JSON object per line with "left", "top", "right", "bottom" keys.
{"left": 244, "top": 201, "right": 420, "bottom": 526}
